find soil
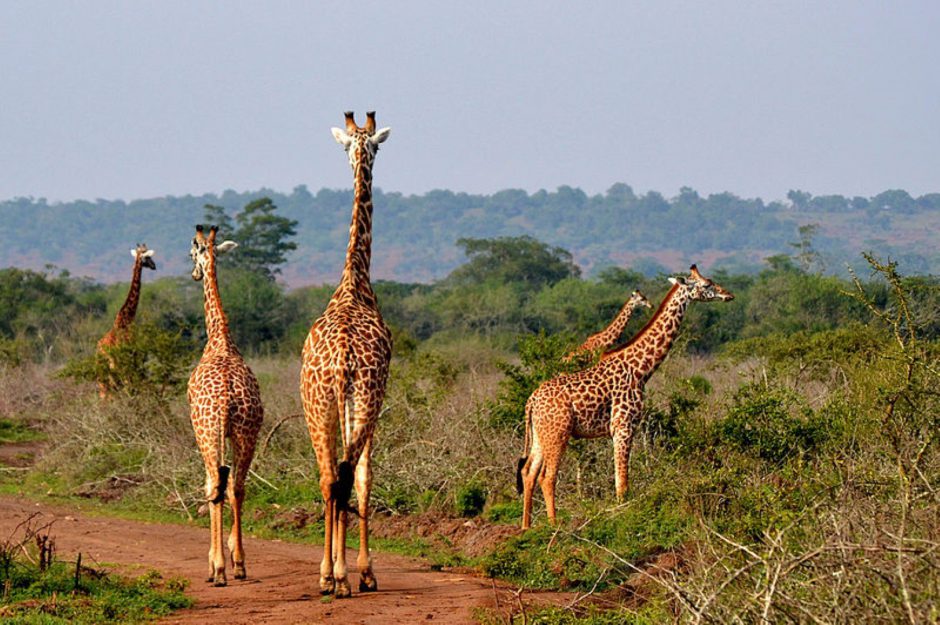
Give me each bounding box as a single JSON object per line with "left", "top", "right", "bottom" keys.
{"left": 0, "top": 496, "right": 567, "bottom": 624}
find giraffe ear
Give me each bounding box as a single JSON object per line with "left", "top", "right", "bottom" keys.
{"left": 332, "top": 127, "right": 353, "bottom": 147}
{"left": 142, "top": 249, "right": 155, "bottom": 258}
{"left": 216, "top": 241, "right": 238, "bottom": 254}
{"left": 668, "top": 276, "right": 686, "bottom": 286}
{"left": 130, "top": 249, "right": 139, "bottom": 258}
{"left": 371, "top": 127, "right": 391, "bottom": 144}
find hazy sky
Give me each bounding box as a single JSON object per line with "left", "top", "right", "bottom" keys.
{"left": 2, "top": 1, "right": 938, "bottom": 203}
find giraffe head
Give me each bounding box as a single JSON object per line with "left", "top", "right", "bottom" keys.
{"left": 130, "top": 243, "right": 157, "bottom": 271}
{"left": 331, "top": 111, "right": 391, "bottom": 171}
{"left": 190, "top": 225, "right": 238, "bottom": 282}
{"left": 628, "top": 290, "right": 653, "bottom": 310}
{"left": 669, "top": 265, "right": 735, "bottom": 302}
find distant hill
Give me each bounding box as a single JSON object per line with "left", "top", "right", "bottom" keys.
{"left": 2, "top": 185, "right": 938, "bottom": 285}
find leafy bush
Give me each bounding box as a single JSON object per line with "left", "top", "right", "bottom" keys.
{"left": 485, "top": 501, "right": 522, "bottom": 523}
{"left": 488, "top": 331, "right": 583, "bottom": 429}
{"left": 59, "top": 323, "right": 194, "bottom": 400}
{"left": 455, "top": 481, "right": 487, "bottom": 517}
{"left": 717, "top": 383, "right": 830, "bottom": 463}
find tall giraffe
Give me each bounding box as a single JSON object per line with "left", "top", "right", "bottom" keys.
{"left": 96, "top": 243, "right": 156, "bottom": 397}
{"left": 563, "top": 290, "right": 652, "bottom": 363}
{"left": 517, "top": 265, "right": 734, "bottom": 529}
{"left": 300, "top": 111, "right": 392, "bottom": 598}
{"left": 188, "top": 225, "right": 264, "bottom": 586}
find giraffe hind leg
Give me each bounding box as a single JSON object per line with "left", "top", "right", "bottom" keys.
{"left": 356, "top": 442, "right": 376, "bottom": 592}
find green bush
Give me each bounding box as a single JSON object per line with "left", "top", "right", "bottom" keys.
{"left": 485, "top": 501, "right": 522, "bottom": 523}
{"left": 488, "top": 330, "right": 584, "bottom": 429}
{"left": 717, "top": 383, "right": 829, "bottom": 463}
{"left": 59, "top": 322, "right": 194, "bottom": 400}
{"left": 455, "top": 481, "right": 487, "bottom": 517}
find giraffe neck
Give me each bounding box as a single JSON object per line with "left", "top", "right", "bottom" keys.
{"left": 608, "top": 284, "right": 690, "bottom": 379}
{"left": 113, "top": 258, "right": 144, "bottom": 331}
{"left": 201, "top": 252, "right": 233, "bottom": 350}
{"left": 335, "top": 153, "right": 377, "bottom": 308}
{"left": 595, "top": 300, "right": 638, "bottom": 345}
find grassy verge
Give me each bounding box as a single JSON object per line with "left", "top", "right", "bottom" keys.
{"left": 0, "top": 515, "right": 191, "bottom": 624}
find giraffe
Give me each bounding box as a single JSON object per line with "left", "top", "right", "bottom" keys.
{"left": 563, "top": 290, "right": 652, "bottom": 363}
{"left": 96, "top": 243, "right": 156, "bottom": 397}
{"left": 187, "top": 225, "right": 264, "bottom": 586}
{"left": 517, "top": 265, "right": 734, "bottom": 529}
{"left": 300, "top": 111, "right": 392, "bottom": 598}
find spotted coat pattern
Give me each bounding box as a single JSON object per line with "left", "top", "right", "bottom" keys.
{"left": 563, "top": 290, "right": 652, "bottom": 363}
{"left": 96, "top": 243, "right": 156, "bottom": 397}
{"left": 519, "top": 266, "right": 734, "bottom": 529}
{"left": 187, "top": 226, "right": 264, "bottom": 586}
{"left": 300, "top": 112, "right": 392, "bottom": 598}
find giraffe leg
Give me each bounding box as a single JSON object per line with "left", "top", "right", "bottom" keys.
{"left": 612, "top": 426, "right": 635, "bottom": 501}
{"left": 334, "top": 380, "right": 384, "bottom": 598}
{"left": 205, "top": 469, "right": 227, "bottom": 586}
{"left": 538, "top": 430, "right": 569, "bottom": 526}
{"left": 227, "top": 432, "right": 256, "bottom": 580}
{"left": 318, "top": 470, "right": 336, "bottom": 595}
{"left": 333, "top": 505, "right": 351, "bottom": 598}
{"left": 355, "top": 441, "right": 376, "bottom": 592}
{"left": 539, "top": 455, "right": 562, "bottom": 525}
{"left": 521, "top": 443, "right": 543, "bottom": 530}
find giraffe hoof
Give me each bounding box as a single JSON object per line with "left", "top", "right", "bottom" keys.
{"left": 359, "top": 574, "right": 377, "bottom": 593}
{"left": 334, "top": 577, "right": 352, "bottom": 598}
{"left": 212, "top": 575, "right": 227, "bottom": 587}
{"left": 319, "top": 576, "right": 335, "bottom": 595}
{"left": 233, "top": 563, "right": 246, "bottom": 580}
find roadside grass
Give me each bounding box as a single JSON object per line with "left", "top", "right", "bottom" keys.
{"left": 0, "top": 515, "right": 191, "bottom": 624}
{"left": 0, "top": 564, "right": 191, "bottom": 624}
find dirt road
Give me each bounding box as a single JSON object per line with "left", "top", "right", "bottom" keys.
{"left": 0, "top": 496, "right": 524, "bottom": 624}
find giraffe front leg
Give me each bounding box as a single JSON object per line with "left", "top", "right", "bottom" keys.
{"left": 205, "top": 471, "right": 227, "bottom": 586}
{"left": 355, "top": 450, "right": 376, "bottom": 592}
{"left": 612, "top": 424, "right": 636, "bottom": 501}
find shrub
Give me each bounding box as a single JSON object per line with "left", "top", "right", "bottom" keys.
{"left": 59, "top": 322, "right": 194, "bottom": 401}
{"left": 485, "top": 501, "right": 522, "bottom": 523}
{"left": 717, "top": 383, "right": 829, "bottom": 463}
{"left": 455, "top": 481, "right": 487, "bottom": 517}
{"left": 488, "top": 330, "right": 583, "bottom": 429}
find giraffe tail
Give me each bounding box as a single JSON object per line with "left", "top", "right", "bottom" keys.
{"left": 331, "top": 354, "right": 355, "bottom": 513}
{"left": 211, "top": 465, "right": 230, "bottom": 504}
{"left": 516, "top": 402, "right": 533, "bottom": 495}
{"left": 210, "top": 396, "right": 231, "bottom": 505}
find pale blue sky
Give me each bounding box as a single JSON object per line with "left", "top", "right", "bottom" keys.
{"left": 1, "top": 1, "right": 937, "bottom": 202}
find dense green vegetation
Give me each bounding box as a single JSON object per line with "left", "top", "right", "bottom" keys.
{"left": 0, "top": 232, "right": 937, "bottom": 622}
{"left": 3, "top": 185, "right": 940, "bottom": 285}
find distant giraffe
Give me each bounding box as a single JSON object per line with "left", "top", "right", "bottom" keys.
{"left": 300, "top": 111, "right": 392, "bottom": 598}
{"left": 188, "top": 225, "right": 264, "bottom": 586}
{"left": 96, "top": 243, "right": 156, "bottom": 397}
{"left": 517, "top": 265, "right": 734, "bottom": 529}
{"left": 563, "top": 290, "right": 651, "bottom": 363}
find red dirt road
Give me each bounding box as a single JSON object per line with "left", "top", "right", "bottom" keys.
{"left": 0, "top": 496, "right": 520, "bottom": 624}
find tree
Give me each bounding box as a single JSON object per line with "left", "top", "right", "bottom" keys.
{"left": 787, "top": 190, "right": 812, "bottom": 210}
{"left": 447, "top": 236, "right": 581, "bottom": 289}
{"left": 203, "top": 204, "right": 235, "bottom": 240}
{"left": 203, "top": 197, "right": 298, "bottom": 279}
{"left": 789, "top": 223, "right": 823, "bottom": 273}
